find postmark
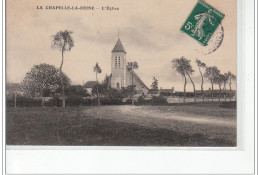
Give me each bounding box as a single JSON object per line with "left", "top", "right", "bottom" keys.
{"left": 194, "top": 23, "right": 224, "bottom": 55}
{"left": 181, "top": 0, "right": 225, "bottom": 46}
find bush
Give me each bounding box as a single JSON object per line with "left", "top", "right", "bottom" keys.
{"left": 98, "top": 97, "right": 123, "bottom": 105}
{"left": 44, "top": 96, "right": 60, "bottom": 107}
{"left": 65, "top": 85, "right": 87, "bottom": 97}
{"left": 7, "top": 95, "right": 125, "bottom": 107}
{"left": 65, "top": 95, "right": 85, "bottom": 107}
{"left": 99, "top": 97, "right": 110, "bottom": 105}
{"left": 7, "top": 96, "right": 42, "bottom": 107}
{"left": 137, "top": 96, "right": 145, "bottom": 104}
{"left": 152, "top": 96, "right": 167, "bottom": 105}
{"left": 110, "top": 98, "right": 124, "bottom": 105}
{"left": 125, "top": 99, "right": 132, "bottom": 104}
{"left": 82, "top": 98, "right": 92, "bottom": 106}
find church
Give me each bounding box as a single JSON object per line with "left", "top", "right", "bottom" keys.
{"left": 110, "top": 38, "right": 149, "bottom": 95}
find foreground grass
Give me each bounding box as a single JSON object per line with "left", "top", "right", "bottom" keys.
{"left": 6, "top": 103, "right": 236, "bottom": 146}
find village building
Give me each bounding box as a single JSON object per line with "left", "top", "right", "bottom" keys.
{"left": 159, "top": 87, "right": 175, "bottom": 96}
{"left": 6, "top": 83, "right": 25, "bottom": 97}
{"left": 146, "top": 87, "right": 175, "bottom": 99}
{"left": 83, "top": 81, "right": 96, "bottom": 95}
{"left": 110, "top": 38, "right": 149, "bottom": 94}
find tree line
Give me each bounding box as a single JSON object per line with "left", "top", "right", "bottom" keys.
{"left": 172, "top": 57, "right": 236, "bottom": 103}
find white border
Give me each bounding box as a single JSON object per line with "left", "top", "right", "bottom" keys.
{"left": 2, "top": 0, "right": 5, "bottom": 174}
{"left": 3, "top": 0, "right": 256, "bottom": 174}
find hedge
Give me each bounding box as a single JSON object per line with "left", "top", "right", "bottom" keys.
{"left": 7, "top": 96, "right": 42, "bottom": 107}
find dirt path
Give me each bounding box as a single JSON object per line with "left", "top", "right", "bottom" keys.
{"left": 84, "top": 105, "right": 236, "bottom": 140}
{"left": 118, "top": 105, "right": 236, "bottom": 127}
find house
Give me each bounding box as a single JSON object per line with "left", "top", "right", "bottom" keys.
{"left": 146, "top": 89, "right": 160, "bottom": 98}
{"left": 6, "top": 83, "right": 25, "bottom": 97}
{"left": 83, "top": 81, "right": 97, "bottom": 95}
{"left": 146, "top": 87, "right": 175, "bottom": 98}
{"left": 159, "top": 87, "right": 175, "bottom": 96}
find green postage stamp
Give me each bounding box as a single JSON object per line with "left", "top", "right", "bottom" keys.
{"left": 181, "top": 0, "right": 225, "bottom": 46}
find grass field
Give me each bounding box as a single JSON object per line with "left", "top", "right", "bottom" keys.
{"left": 6, "top": 102, "right": 236, "bottom": 146}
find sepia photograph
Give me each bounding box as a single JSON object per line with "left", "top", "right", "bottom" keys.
{"left": 6, "top": 0, "right": 237, "bottom": 147}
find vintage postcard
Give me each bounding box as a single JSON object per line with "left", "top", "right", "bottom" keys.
{"left": 6, "top": 0, "right": 237, "bottom": 147}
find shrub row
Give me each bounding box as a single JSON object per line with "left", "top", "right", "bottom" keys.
{"left": 7, "top": 96, "right": 42, "bottom": 107}
{"left": 137, "top": 96, "right": 168, "bottom": 105}
{"left": 6, "top": 96, "right": 127, "bottom": 107}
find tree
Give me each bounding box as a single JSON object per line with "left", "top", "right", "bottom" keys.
{"left": 121, "top": 85, "right": 135, "bottom": 99}
{"left": 102, "top": 74, "right": 111, "bottom": 90}
{"left": 216, "top": 73, "right": 225, "bottom": 102}
{"left": 127, "top": 62, "right": 139, "bottom": 105}
{"left": 172, "top": 57, "right": 195, "bottom": 102}
{"left": 151, "top": 77, "right": 159, "bottom": 90}
{"left": 227, "top": 71, "right": 236, "bottom": 101}
{"left": 102, "top": 74, "right": 111, "bottom": 98}
{"left": 223, "top": 73, "right": 229, "bottom": 101}
{"left": 94, "top": 62, "right": 102, "bottom": 106}
{"left": 196, "top": 59, "right": 207, "bottom": 101}
{"left": 185, "top": 61, "right": 196, "bottom": 102}
{"left": 66, "top": 85, "right": 87, "bottom": 97}
{"left": 204, "top": 66, "right": 220, "bottom": 102}
{"left": 22, "top": 64, "right": 71, "bottom": 106}
{"left": 107, "top": 88, "right": 123, "bottom": 104}
{"left": 92, "top": 83, "right": 107, "bottom": 97}
{"left": 52, "top": 30, "right": 74, "bottom": 107}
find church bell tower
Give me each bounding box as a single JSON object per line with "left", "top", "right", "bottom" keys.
{"left": 111, "top": 38, "right": 126, "bottom": 89}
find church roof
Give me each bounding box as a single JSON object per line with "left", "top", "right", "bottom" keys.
{"left": 112, "top": 39, "right": 126, "bottom": 53}
{"left": 127, "top": 69, "right": 149, "bottom": 90}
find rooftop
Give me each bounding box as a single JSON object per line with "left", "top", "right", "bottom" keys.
{"left": 83, "top": 81, "right": 97, "bottom": 88}
{"left": 112, "top": 39, "right": 126, "bottom": 53}
{"left": 127, "top": 69, "right": 149, "bottom": 90}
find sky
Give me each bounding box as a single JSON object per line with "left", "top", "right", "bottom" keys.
{"left": 6, "top": 0, "right": 237, "bottom": 91}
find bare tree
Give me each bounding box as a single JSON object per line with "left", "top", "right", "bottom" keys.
{"left": 172, "top": 57, "right": 195, "bottom": 102}
{"left": 204, "top": 66, "right": 220, "bottom": 102}
{"left": 127, "top": 62, "right": 138, "bottom": 105}
{"left": 52, "top": 30, "right": 74, "bottom": 107}
{"left": 227, "top": 71, "right": 236, "bottom": 101}
{"left": 196, "top": 59, "right": 207, "bottom": 101}
{"left": 94, "top": 63, "right": 102, "bottom": 106}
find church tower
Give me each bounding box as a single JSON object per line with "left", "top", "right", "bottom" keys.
{"left": 111, "top": 38, "right": 127, "bottom": 89}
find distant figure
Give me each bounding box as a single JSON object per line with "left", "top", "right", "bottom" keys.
{"left": 191, "top": 9, "right": 215, "bottom": 40}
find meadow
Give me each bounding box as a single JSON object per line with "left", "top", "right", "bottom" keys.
{"left": 6, "top": 102, "right": 236, "bottom": 146}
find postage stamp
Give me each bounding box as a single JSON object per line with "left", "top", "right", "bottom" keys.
{"left": 181, "top": 0, "right": 225, "bottom": 46}
{"left": 194, "top": 23, "right": 225, "bottom": 55}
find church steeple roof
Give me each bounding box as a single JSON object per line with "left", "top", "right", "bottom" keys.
{"left": 112, "top": 39, "right": 126, "bottom": 54}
